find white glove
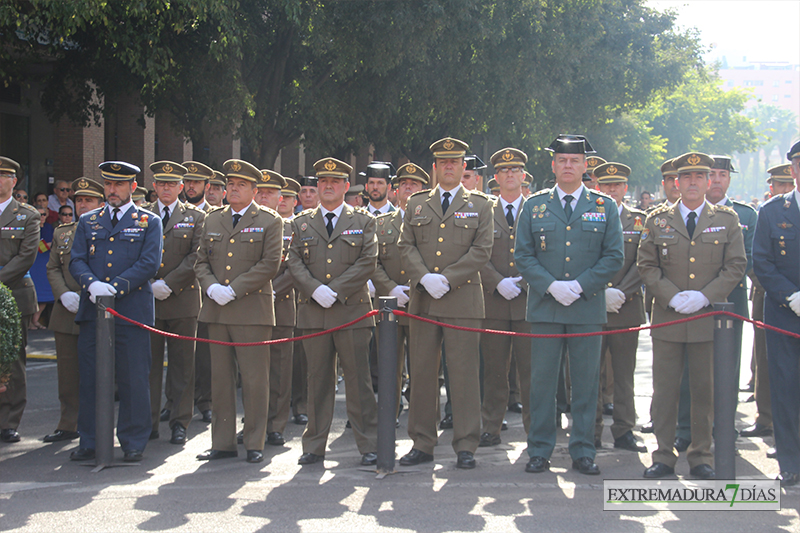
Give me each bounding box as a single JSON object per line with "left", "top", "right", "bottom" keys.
{"left": 367, "top": 279, "right": 376, "bottom": 298}
{"left": 87, "top": 281, "right": 117, "bottom": 303}
{"left": 207, "top": 283, "right": 236, "bottom": 306}
{"left": 673, "top": 290, "right": 709, "bottom": 314}
{"left": 420, "top": 273, "right": 450, "bottom": 300}
{"left": 389, "top": 284, "right": 410, "bottom": 307}
{"left": 605, "top": 288, "right": 626, "bottom": 313}
{"left": 312, "top": 285, "right": 338, "bottom": 308}
{"left": 151, "top": 280, "right": 172, "bottom": 301}
{"left": 547, "top": 280, "right": 580, "bottom": 306}
{"left": 497, "top": 276, "right": 523, "bottom": 301}
{"left": 787, "top": 291, "right": 800, "bottom": 316}
{"left": 566, "top": 280, "right": 583, "bottom": 295}
{"left": 60, "top": 291, "right": 80, "bottom": 314}
{"left": 668, "top": 292, "right": 688, "bottom": 310}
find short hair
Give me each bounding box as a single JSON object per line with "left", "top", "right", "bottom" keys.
{"left": 59, "top": 205, "right": 74, "bottom": 215}
{"left": 640, "top": 191, "right": 652, "bottom": 199}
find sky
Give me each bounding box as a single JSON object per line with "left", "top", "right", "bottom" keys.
{"left": 646, "top": 0, "right": 800, "bottom": 66}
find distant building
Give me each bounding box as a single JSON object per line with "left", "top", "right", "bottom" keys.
{"left": 717, "top": 57, "right": 800, "bottom": 127}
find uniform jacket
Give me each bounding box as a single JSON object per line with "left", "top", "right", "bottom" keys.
{"left": 606, "top": 204, "right": 647, "bottom": 328}
{"left": 398, "top": 187, "right": 493, "bottom": 319}
{"left": 194, "top": 202, "right": 283, "bottom": 326}
{"left": 288, "top": 203, "right": 377, "bottom": 330}
{"left": 637, "top": 200, "right": 746, "bottom": 342}
{"left": 144, "top": 201, "right": 205, "bottom": 321}
{"left": 372, "top": 209, "right": 411, "bottom": 325}
{"left": 753, "top": 192, "right": 800, "bottom": 335}
{"left": 69, "top": 205, "right": 163, "bottom": 325}
{"left": 272, "top": 217, "right": 296, "bottom": 328}
{"left": 480, "top": 196, "right": 528, "bottom": 322}
{"left": 726, "top": 198, "right": 757, "bottom": 317}
{"left": 0, "top": 199, "right": 40, "bottom": 316}
{"left": 47, "top": 222, "right": 81, "bottom": 335}
{"left": 515, "top": 187, "right": 624, "bottom": 325}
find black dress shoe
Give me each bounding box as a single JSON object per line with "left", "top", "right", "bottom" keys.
{"left": 439, "top": 414, "right": 453, "bottom": 429}
{"left": 1, "top": 428, "right": 20, "bottom": 443}
{"left": 298, "top": 452, "right": 324, "bottom": 465}
{"left": 361, "top": 452, "right": 377, "bottom": 466}
{"left": 149, "top": 430, "right": 159, "bottom": 440}
{"left": 456, "top": 451, "right": 476, "bottom": 469}
{"left": 170, "top": 424, "right": 187, "bottom": 445}
{"left": 614, "top": 431, "right": 647, "bottom": 453}
{"left": 201, "top": 410, "right": 212, "bottom": 423}
{"left": 739, "top": 423, "right": 773, "bottom": 437}
{"left": 293, "top": 414, "right": 308, "bottom": 425}
{"left": 501, "top": 419, "right": 508, "bottom": 431}
{"left": 160, "top": 408, "right": 171, "bottom": 422}
{"left": 778, "top": 472, "right": 800, "bottom": 487}
{"left": 267, "top": 432, "right": 285, "bottom": 446}
{"left": 602, "top": 403, "right": 614, "bottom": 416}
{"left": 237, "top": 430, "right": 244, "bottom": 445}
{"left": 594, "top": 438, "right": 602, "bottom": 449}
{"left": 674, "top": 436, "right": 691, "bottom": 452}
{"left": 478, "top": 432, "right": 501, "bottom": 447}
{"left": 767, "top": 447, "right": 778, "bottom": 459}
{"left": 525, "top": 456, "right": 550, "bottom": 473}
{"left": 246, "top": 450, "right": 264, "bottom": 463}
{"left": 640, "top": 420, "right": 654, "bottom": 434}
{"left": 345, "top": 420, "right": 351, "bottom": 429}
{"left": 399, "top": 449, "right": 434, "bottom": 466}
{"left": 70, "top": 448, "right": 96, "bottom": 461}
{"left": 689, "top": 464, "right": 715, "bottom": 479}
{"left": 644, "top": 462, "right": 674, "bottom": 478}
{"left": 43, "top": 429, "right": 79, "bottom": 443}
{"left": 572, "top": 457, "right": 600, "bottom": 475}
{"left": 123, "top": 449, "right": 143, "bottom": 462}
{"left": 197, "top": 449, "right": 237, "bottom": 461}
{"left": 508, "top": 402, "right": 523, "bottom": 413}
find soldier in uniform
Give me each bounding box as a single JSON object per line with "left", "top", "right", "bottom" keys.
{"left": 0, "top": 157, "right": 41, "bottom": 444}
{"left": 461, "top": 155, "right": 487, "bottom": 191}
{"left": 365, "top": 162, "right": 396, "bottom": 215}
{"left": 584, "top": 156, "right": 606, "bottom": 191}
{"left": 592, "top": 163, "right": 647, "bottom": 453}
{"left": 287, "top": 157, "right": 378, "bottom": 466}
{"left": 638, "top": 152, "right": 746, "bottom": 480}
{"left": 278, "top": 178, "right": 300, "bottom": 218}
{"left": 205, "top": 171, "right": 227, "bottom": 208}
{"left": 752, "top": 141, "right": 800, "bottom": 487}
{"left": 43, "top": 178, "right": 104, "bottom": 443}
{"left": 515, "top": 135, "right": 623, "bottom": 476}
{"left": 194, "top": 159, "right": 282, "bottom": 464}
{"left": 69, "top": 161, "right": 163, "bottom": 462}
{"left": 182, "top": 161, "right": 212, "bottom": 212}
{"left": 132, "top": 186, "right": 148, "bottom": 206}
{"left": 145, "top": 162, "right": 206, "bottom": 445}
{"left": 478, "top": 148, "right": 532, "bottom": 448}
{"left": 297, "top": 176, "right": 320, "bottom": 213}
{"left": 397, "top": 137, "right": 494, "bottom": 469}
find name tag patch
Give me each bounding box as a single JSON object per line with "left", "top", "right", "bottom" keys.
{"left": 454, "top": 212, "right": 478, "bottom": 219}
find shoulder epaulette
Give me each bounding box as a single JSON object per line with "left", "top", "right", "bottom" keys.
{"left": 648, "top": 203, "right": 671, "bottom": 216}
{"left": 590, "top": 189, "right": 614, "bottom": 201}
{"left": 376, "top": 210, "right": 394, "bottom": 219}
{"left": 467, "top": 189, "right": 489, "bottom": 199}
{"left": 54, "top": 221, "right": 77, "bottom": 231}
{"left": 531, "top": 188, "right": 550, "bottom": 197}
{"left": 714, "top": 204, "right": 736, "bottom": 215}
{"left": 138, "top": 206, "right": 158, "bottom": 218}
{"left": 19, "top": 202, "right": 38, "bottom": 213}
{"left": 731, "top": 199, "right": 757, "bottom": 213}
{"left": 408, "top": 190, "right": 429, "bottom": 199}
{"left": 627, "top": 206, "right": 647, "bottom": 217}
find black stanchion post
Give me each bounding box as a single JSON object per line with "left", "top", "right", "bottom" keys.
{"left": 713, "top": 302, "right": 736, "bottom": 479}
{"left": 94, "top": 295, "right": 115, "bottom": 471}
{"left": 377, "top": 296, "right": 398, "bottom": 475}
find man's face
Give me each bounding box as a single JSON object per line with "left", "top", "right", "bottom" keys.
{"left": 366, "top": 177, "right": 388, "bottom": 204}
{"left": 75, "top": 195, "right": 104, "bottom": 216}
{"left": 662, "top": 175, "right": 680, "bottom": 203}
{"left": 584, "top": 172, "right": 598, "bottom": 190}
{"left": 345, "top": 193, "right": 362, "bottom": 207}
{"left": 317, "top": 176, "right": 349, "bottom": 208}
{"left": 0, "top": 171, "right": 17, "bottom": 201}
{"left": 13, "top": 190, "right": 27, "bottom": 203}
{"left": 58, "top": 207, "right": 74, "bottom": 225}
{"left": 104, "top": 180, "right": 135, "bottom": 208}
{"left": 183, "top": 178, "right": 208, "bottom": 204}
{"left": 34, "top": 193, "right": 47, "bottom": 209}
{"left": 225, "top": 177, "right": 256, "bottom": 210}
{"left": 770, "top": 180, "right": 795, "bottom": 196}
{"left": 153, "top": 180, "right": 183, "bottom": 206}
{"left": 255, "top": 187, "right": 282, "bottom": 210}
{"left": 706, "top": 169, "right": 731, "bottom": 204}
{"left": 54, "top": 181, "right": 70, "bottom": 202}
{"left": 277, "top": 194, "right": 297, "bottom": 217}
{"left": 434, "top": 157, "right": 465, "bottom": 189}
{"left": 397, "top": 178, "right": 424, "bottom": 209}
{"left": 206, "top": 183, "right": 226, "bottom": 206}
{"left": 640, "top": 193, "right": 652, "bottom": 208}
{"left": 495, "top": 166, "right": 525, "bottom": 194}
{"left": 551, "top": 153, "right": 587, "bottom": 190}
{"left": 299, "top": 185, "right": 319, "bottom": 209}
{"left": 677, "top": 171, "right": 709, "bottom": 208}
{"left": 598, "top": 182, "right": 628, "bottom": 205}
{"left": 461, "top": 169, "right": 480, "bottom": 191}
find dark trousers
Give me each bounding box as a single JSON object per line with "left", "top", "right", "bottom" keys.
{"left": 765, "top": 329, "right": 800, "bottom": 474}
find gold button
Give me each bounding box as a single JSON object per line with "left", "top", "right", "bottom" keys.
{"left": 781, "top": 250, "right": 787, "bottom": 255}
{"left": 108, "top": 250, "right": 112, "bottom": 254}
{"left": 566, "top": 226, "right": 571, "bottom": 231}
{"left": 714, "top": 240, "right": 719, "bottom": 245}
{"left": 225, "top": 279, "right": 229, "bottom": 284}
{"left": 250, "top": 238, "right": 254, "bottom": 243}
{"left": 627, "top": 238, "right": 632, "bottom": 242}
{"left": 691, "top": 241, "right": 696, "bottom": 246}
{"left": 106, "top": 277, "right": 110, "bottom": 281}
{"left": 565, "top": 257, "right": 570, "bottom": 262}
{"left": 434, "top": 267, "right": 440, "bottom": 272}
{"left": 183, "top": 234, "right": 187, "bottom": 238}
{"left": 10, "top": 235, "right": 14, "bottom": 239}
{"left": 109, "top": 237, "right": 114, "bottom": 242}
{"left": 327, "top": 258, "right": 332, "bottom": 263}
{"left": 607, "top": 282, "right": 613, "bottom": 287}
{"left": 160, "top": 263, "right": 164, "bottom": 268}
{"left": 304, "top": 242, "right": 308, "bottom": 247}
{"left": 467, "top": 279, "right": 471, "bottom": 283}
{"left": 509, "top": 235, "right": 514, "bottom": 240}
{"left": 228, "top": 252, "right": 233, "bottom": 257}
{"left": 436, "top": 251, "right": 442, "bottom": 256}
{"left": 509, "top": 261, "right": 514, "bottom": 267}
{"left": 350, "top": 242, "right": 355, "bottom": 246}
{"left": 326, "top": 274, "right": 331, "bottom": 279}
{"left": 781, "top": 236, "right": 784, "bottom": 240}
{"left": 400, "top": 270, "right": 405, "bottom": 275}
{"left": 689, "top": 257, "right": 695, "bottom": 262}
{"left": 564, "top": 272, "right": 570, "bottom": 278}
{"left": 510, "top": 248, "right": 514, "bottom": 253}
{"left": 107, "top": 263, "right": 112, "bottom": 267}
{"left": 440, "top": 223, "right": 446, "bottom": 229}
{"left": 113, "top": 282, "right": 118, "bottom": 286}
{"left": 594, "top": 228, "right": 598, "bottom": 232}
{"left": 119, "top": 291, "right": 124, "bottom": 295}
{"left": 230, "top": 238, "right": 235, "bottom": 244}
{"left": 328, "top": 244, "right": 333, "bottom": 249}
{"left": 566, "top": 242, "right": 571, "bottom": 246}
{"left": 689, "top": 273, "right": 695, "bottom": 279}
{"left": 438, "top": 237, "right": 444, "bottom": 242}
{"left": 163, "top": 235, "right": 166, "bottom": 240}
{"left": 226, "top": 265, "right": 231, "bottom": 270}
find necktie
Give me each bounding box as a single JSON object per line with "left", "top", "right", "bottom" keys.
{"left": 232, "top": 213, "right": 241, "bottom": 228}
{"left": 325, "top": 212, "right": 335, "bottom": 236}
{"left": 687, "top": 211, "right": 697, "bottom": 237}
{"left": 373, "top": 209, "right": 380, "bottom": 216}
{"left": 111, "top": 208, "right": 120, "bottom": 227}
{"left": 563, "top": 195, "right": 574, "bottom": 219}
{"left": 506, "top": 204, "right": 515, "bottom": 228}
{"left": 162, "top": 206, "right": 170, "bottom": 230}
{"left": 442, "top": 191, "right": 451, "bottom": 214}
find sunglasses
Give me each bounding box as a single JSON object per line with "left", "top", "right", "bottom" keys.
{"left": 60, "top": 212, "right": 74, "bottom": 217}
{"left": 57, "top": 188, "right": 70, "bottom": 192}
{"left": 14, "top": 194, "right": 27, "bottom": 199}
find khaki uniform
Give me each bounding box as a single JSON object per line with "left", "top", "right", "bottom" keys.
{"left": 46, "top": 222, "right": 82, "bottom": 433}
{"left": 398, "top": 187, "right": 494, "bottom": 455}
{"left": 479, "top": 197, "right": 532, "bottom": 437}
{"left": 194, "top": 202, "right": 283, "bottom": 451}
{"left": 287, "top": 204, "right": 378, "bottom": 456}
{"left": 637, "top": 201, "right": 746, "bottom": 469}
{"left": 0, "top": 200, "right": 39, "bottom": 431}
{"left": 144, "top": 201, "right": 205, "bottom": 433}
{"left": 193, "top": 201, "right": 215, "bottom": 414}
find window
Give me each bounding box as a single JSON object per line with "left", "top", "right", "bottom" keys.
{"left": 772, "top": 94, "right": 779, "bottom": 101}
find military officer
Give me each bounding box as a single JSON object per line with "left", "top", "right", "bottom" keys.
{"left": 592, "top": 162, "right": 648, "bottom": 453}
{"left": 752, "top": 141, "right": 800, "bottom": 487}
{"left": 194, "top": 159, "right": 282, "bottom": 464}
{"left": 397, "top": 137, "right": 494, "bottom": 469}
{"left": 287, "top": 178, "right": 310, "bottom": 426}
{"left": 297, "top": 176, "right": 320, "bottom": 213}
{"left": 287, "top": 157, "right": 378, "bottom": 466}
{"left": 68, "top": 161, "right": 163, "bottom": 462}
{"left": 132, "top": 186, "right": 148, "bottom": 206}
{"left": 638, "top": 152, "right": 746, "bottom": 480}
{"left": 182, "top": 161, "right": 213, "bottom": 212}
{"left": 43, "top": 177, "right": 104, "bottom": 443}
{"left": 365, "top": 162, "right": 396, "bottom": 215}
{"left": 514, "top": 135, "right": 623, "bottom": 476}
{"left": 277, "top": 178, "right": 300, "bottom": 218}
{"left": 205, "top": 171, "right": 227, "bottom": 208}
{"left": 144, "top": 161, "right": 205, "bottom": 446}
{"left": 584, "top": 155, "right": 606, "bottom": 190}
{"left": 0, "top": 157, "right": 41, "bottom": 444}
{"left": 478, "top": 148, "right": 532, "bottom": 448}
{"left": 461, "top": 155, "right": 487, "bottom": 191}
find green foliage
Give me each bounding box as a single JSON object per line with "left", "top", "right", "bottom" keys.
{"left": 0, "top": 283, "right": 22, "bottom": 384}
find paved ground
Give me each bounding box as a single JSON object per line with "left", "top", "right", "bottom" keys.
{"left": 1, "top": 326, "right": 798, "bottom": 532}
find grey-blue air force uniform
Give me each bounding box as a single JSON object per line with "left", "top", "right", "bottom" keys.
{"left": 69, "top": 204, "right": 163, "bottom": 452}
{"left": 514, "top": 186, "right": 623, "bottom": 461}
